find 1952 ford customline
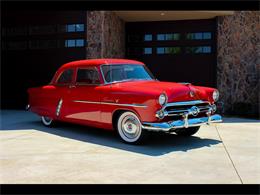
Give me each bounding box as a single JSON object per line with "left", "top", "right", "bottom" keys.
{"left": 27, "top": 59, "right": 222, "bottom": 144}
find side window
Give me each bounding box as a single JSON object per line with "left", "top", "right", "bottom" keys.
{"left": 76, "top": 68, "right": 100, "bottom": 85}
{"left": 57, "top": 69, "right": 74, "bottom": 84}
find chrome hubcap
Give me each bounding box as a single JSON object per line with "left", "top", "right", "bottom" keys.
{"left": 121, "top": 116, "right": 140, "bottom": 139}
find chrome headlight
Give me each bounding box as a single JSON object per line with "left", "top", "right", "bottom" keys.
{"left": 212, "top": 90, "right": 219, "bottom": 102}
{"left": 159, "top": 93, "right": 167, "bottom": 106}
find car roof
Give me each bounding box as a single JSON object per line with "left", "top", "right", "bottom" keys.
{"left": 61, "top": 58, "right": 145, "bottom": 69}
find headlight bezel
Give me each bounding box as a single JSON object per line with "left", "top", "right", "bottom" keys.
{"left": 212, "top": 90, "right": 219, "bottom": 102}
{"left": 158, "top": 93, "right": 168, "bottom": 106}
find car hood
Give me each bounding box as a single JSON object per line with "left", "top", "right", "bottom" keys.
{"left": 112, "top": 80, "right": 207, "bottom": 102}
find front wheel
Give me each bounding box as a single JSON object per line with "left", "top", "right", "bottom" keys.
{"left": 41, "top": 116, "right": 54, "bottom": 127}
{"left": 175, "top": 126, "right": 200, "bottom": 136}
{"left": 116, "top": 111, "right": 147, "bottom": 144}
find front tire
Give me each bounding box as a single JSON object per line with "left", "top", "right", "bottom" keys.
{"left": 175, "top": 126, "right": 200, "bottom": 136}
{"left": 41, "top": 116, "right": 54, "bottom": 127}
{"left": 116, "top": 111, "right": 147, "bottom": 144}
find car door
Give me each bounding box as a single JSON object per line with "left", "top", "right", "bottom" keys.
{"left": 65, "top": 66, "right": 102, "bottom": 126}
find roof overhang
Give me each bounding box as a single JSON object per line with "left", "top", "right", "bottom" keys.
{"left": 114, "top": 11, "right": 234, "bottom": 22}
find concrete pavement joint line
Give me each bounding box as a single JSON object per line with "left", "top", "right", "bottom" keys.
{"left": 215, "top": 125, "right": 244, "bottom": 184}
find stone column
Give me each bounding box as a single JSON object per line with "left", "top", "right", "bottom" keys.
{"left": 86, "top": 11, "right": 125, "bottom": 59}
{"left": 216, "top": 11, "right": 260, "bottom": 117}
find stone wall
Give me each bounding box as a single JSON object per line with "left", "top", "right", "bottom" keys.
{"left": 217, "top": 11, "right": 260, "bottom": 117}
{"left": 86, "top": 11, "right": 125, "bottom": 59}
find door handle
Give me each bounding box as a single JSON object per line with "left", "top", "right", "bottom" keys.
{"left": 69, "top": 85, "right": 76, "bottom": 89}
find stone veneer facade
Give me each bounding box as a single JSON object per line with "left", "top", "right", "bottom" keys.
{"left": 217, "top": 11, "right": 260, "bottom": 117}
{"left": 87, "top": 11, "right": 125, "bottom": 59}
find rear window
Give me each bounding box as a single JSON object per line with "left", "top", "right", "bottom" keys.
{"left": 57, "top": 69, "right": 73, "bottom": 84}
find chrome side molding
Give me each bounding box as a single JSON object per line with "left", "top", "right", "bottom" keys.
{"left": 73, "top": 100, "right": 147, "bottom": 108}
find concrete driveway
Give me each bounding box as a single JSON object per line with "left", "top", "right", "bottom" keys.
{"left": 0, "top": 110, "right": 259, "bottom": 184}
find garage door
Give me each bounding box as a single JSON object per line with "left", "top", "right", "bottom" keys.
{"left": 125, "top": 19, "right": 217, "bottom": 87}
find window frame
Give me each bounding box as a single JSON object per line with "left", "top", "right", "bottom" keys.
{"left": 75, "top": 66, "right": 102, "bottom": 86}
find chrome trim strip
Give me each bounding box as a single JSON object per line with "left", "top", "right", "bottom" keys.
{"left": 165, "top": 100, "right": 209, "bottom": 107}
{"left": 56, "top": 99, "right": 63, "bottom": 116}
{"left": 73, "top": 100, "right": 147, "bottom": 108}
{"left": 142, "top": 114, "right": 222, "bottom": 132}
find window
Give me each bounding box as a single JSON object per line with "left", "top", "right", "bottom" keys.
{"left": 157, "top": 34, "right": 165, "bottom": 41}
{"left": 76, "top": 68, "right": 100, "bottom": 84}
{"left": 157, "top": 33, "right": 180, "bottom": 41}
{"left": 185, "top": 46, "right": 212, "bottom": 54}
{"left": 76, "top": 39, "right": 84, "bottom": 47}
{"left": 156, "top": 47, "right": 181, "bottom": 55}
{"left": 157, "top": 47, "right": 165, "bottom": 54}
{"left": 66, "top": 24, "right": 85, "bottom": 32}
{"left": 166, "top": 33, "right": 180, "bottom": 40}
{"left": 65, "top": 39, "right": 85, "bottom": 47}
{"left": 186, "top": 32, "right": 212, "bottom": 40}
{"left": 57, "top": 69, "right": 74, "bottom": 84}
{"left": 165, "top": 47, "right": 181, "bottom": 54}
{"left": 144, "top": 34, "right": 152, "bottom": 41}
{"left": 144, "top": 47, "right": 152, "bottom": 54}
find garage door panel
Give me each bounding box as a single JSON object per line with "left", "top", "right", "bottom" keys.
{"left": 126, "top": 19, "right": 216, "bottom": 87}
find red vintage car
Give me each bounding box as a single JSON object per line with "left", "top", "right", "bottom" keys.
{"left": 27, "top": 59, "right": 222, "bottom": 144}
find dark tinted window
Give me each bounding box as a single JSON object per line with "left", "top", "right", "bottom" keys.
{"left": 76, "top": 68, "right": 100, "bottom": 84}
{"left": 144, "top": 34, "right": 152, "bottom": 41}
{"left": 65, "top": 39, "right": 85, "bottom": 47}
{"left": 57, "top": 69, "right": 73, "bottom": 84}
{"left": 186, "top": 32, "right": 212, "bottom": 40}
{"left": 186, "top": 46, "right": 211, "bottom": 54}
{"left": 144, "top": 47, "right": 152, "bottom": 54}
{"left": 157, "top": 33, "right": 180, "bottom": 41}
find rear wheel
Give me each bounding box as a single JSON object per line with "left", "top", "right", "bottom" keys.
{"left": 41, "top": 116, "right": 54, "bottom": 127}
{"left": 175, "top": 126, "right": 200, "bottom": 136}
{"left": 116, "top": 111, "right": 147, "bottom": 144}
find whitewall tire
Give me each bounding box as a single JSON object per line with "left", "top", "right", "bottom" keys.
{"left": 41, "top": 116, "right": 54, "bottom": 127}
{"left": 116, "top": 111, "right": 147, "bottom": 144}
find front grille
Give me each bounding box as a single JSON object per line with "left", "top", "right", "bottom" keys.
{"left": 165, "top": 100, "right": 211, "bottom": 116}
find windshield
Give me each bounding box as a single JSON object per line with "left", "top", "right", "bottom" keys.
{"left": 101, "top": 64, "right": 155, "bottom": 83}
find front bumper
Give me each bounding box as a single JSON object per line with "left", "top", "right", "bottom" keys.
{"left": 142, "top": 114, "right": 222, "bottom": 132}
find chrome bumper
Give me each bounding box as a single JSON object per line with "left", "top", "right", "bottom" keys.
{"left": 142, "top": 114, "right": 222, "bottom": 132}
